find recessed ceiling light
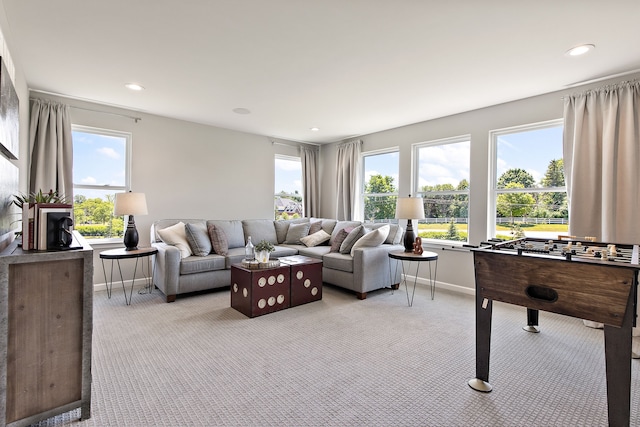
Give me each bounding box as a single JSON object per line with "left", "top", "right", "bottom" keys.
{"left": 310, "top": 127, "right": 319, "bottom": 132}
{"left": 125, "top": 83, "right": 144, "bottom": 91}
{"left": 233, "top": 107, "right": 251, "bottom": 115}
{"left": 566, "top": 44, "right": 595, "bottom": 57}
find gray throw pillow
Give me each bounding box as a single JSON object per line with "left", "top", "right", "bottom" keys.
{"left": 330, "top": 228, "right": 350, "bottom": 252}
{"left": 184, "top": 222, "right": 212, "bottom": 256}
{"left": 339, "top": 225, "right": 366, "bottom": 254}
{"left": 284, "top": 222, "right": 311, "bottom": 244}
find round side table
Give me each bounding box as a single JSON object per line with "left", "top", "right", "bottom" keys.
{"left": 388, "top": 250, "right": 438, "bottom": 306}
{"left": 100, "top": 247, "right": 158, "bottom": 305}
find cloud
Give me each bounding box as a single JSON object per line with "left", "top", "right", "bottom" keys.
{"left": 98, "top": 147, "right": 120, "bottom": 159}
{"left": 81, "top": 176, "right": 97, "bottom": 184}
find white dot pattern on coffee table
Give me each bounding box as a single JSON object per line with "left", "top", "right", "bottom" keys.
{"left": 258, "top": 298, "right": 266, "bottom": 309}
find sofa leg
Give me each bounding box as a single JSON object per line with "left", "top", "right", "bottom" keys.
{"left": 356, "top": 292, "right": 367, "bottom": 300}
{"left": 391, "top": 283, "right": 400, "bottom": 290}
{"left": 166, "top": 294, "right": 176, "bottom": 303}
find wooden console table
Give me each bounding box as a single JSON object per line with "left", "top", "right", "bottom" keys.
{"left": 0, "top": 232, "right": 93, "bottom": 426}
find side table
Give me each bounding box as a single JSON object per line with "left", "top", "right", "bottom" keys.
{"left": 388, "top": 250, "right": 438, "bottom": 306}
{"left": 100, "top": 247, "right": 158, "bottom": 305}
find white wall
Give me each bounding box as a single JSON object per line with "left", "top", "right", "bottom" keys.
{"left": 320, "top": 71, "right": 640, "bottom": 292}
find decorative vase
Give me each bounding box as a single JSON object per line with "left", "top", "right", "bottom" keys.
{"left": 256, "top": 250, "right": 270, "bottom": 263}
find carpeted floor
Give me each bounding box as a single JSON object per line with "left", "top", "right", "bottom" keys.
{"left": 33, "top": 283, "right": 639, "bottom": 426}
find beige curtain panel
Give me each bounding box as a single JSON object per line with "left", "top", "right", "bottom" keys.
{"left": 563, "top": 80, "right": 640, "bottom": 244}
{"left": 300, "top": 145, "right": 319, "bottom": 218}
{"left": 335, "top": 139, "right": 362, "bottom": 221}
{"left": 28, "top": 99, "right": 73, "bottom": 198}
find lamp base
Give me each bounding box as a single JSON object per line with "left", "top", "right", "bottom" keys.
{"left": 404, "top": 219, "right": 415, "bottom": 252}
{"left": 123, "top": 216, "right": 139, "bottom": 251}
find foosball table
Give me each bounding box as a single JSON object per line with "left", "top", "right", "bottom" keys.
{"left": 468, "top": 237, "right": 639, "bottom": 427}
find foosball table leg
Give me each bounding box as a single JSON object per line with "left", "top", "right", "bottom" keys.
{"left": 522, "top": 308, "right": 540, "bottom": 333}
{"left": 469, "top": 295, "right": 493, "bottom": 393}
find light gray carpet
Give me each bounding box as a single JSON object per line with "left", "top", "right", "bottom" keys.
{"left": 33, "top": 283, "right": 639, "bottom": 426}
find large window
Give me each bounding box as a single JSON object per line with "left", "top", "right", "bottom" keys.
{"left": 362, "top": 149, "right": 399, "bottom": 222}
{"left": 490, "top": 120, "right": 567, "bottom": 240}
{"left": 72, "top": 125, "right": 131, "bottom": 240}
{"left": 274, "top": 155, "right": 303, "bottom": 220}
{"left": 413, "top": 136, "right": 470, "bottom": 243}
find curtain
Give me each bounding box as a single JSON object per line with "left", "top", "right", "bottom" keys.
{"left": 563, "top": 80, "right": 640, "bottom": 334}
{"left": 28, "top": 99, "right": 73, "bottom": 199}
{"left": 563, "top": 80, "right": 640, "bottom": 243}
{"left": 335, "top": 139, "right": 362, "bottom": 221}
{"left": 300, "top": 145, "right": 319, "bottom": 218}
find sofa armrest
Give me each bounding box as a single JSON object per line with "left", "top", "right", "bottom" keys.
{"left": 352, "top": 244, "right": 404, "bottom": 293}
{"left": 151, "top": 241, "right": 181, "bottom": 299}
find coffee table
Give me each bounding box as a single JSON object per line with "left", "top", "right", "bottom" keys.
{"left": 231, "top": 256, "right": 323, "bottom": 318}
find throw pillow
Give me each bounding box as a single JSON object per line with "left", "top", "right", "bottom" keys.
{"left": 157, "top": 222, "right": 192, "bottom": 258}
{"left": 339, "top": 225, "right": 366, "bottom": 254}
{"left": 185, "top": 222, "right": 212, "bottom": 256}
{"left": 350, "top": 224, "right": 390, "bottom": 256}
{"left": 308, "top": 220, "right": 323, "bottom": 235}
{"left": 208, "top": 224, "right": 229, "bottom": 256}
{"left": 284, "top": 222, "right": 311, "bottom": 244}
{"left": 300, "top": 230, "right": 331, "bottom": 247}
{"left": 330, "top": 228, "right": 350, "bottom": 252}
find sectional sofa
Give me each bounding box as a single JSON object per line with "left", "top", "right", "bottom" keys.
{"left": 150, "top": 218, "right": 404, "bottom": 302}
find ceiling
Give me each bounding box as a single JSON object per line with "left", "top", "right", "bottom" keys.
{"left": 2, "top": 1, "right": 640, "bottom": 144}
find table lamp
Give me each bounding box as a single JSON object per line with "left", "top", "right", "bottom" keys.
{"left": 114, "top": 191, "right": 148, "bottom": 251}
{"left": 395, "top": 195, "right": 425, "bottom": 252}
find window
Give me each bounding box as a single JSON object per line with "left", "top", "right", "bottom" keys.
{"left": 274, "top": 155, "right": 303, "bottom": 220}
{"left": 490, "top": 120, "right": 567, "bottom": 240}
{"left": 72, "top": 125, "right": 131, "bottom": 241}
{"left": 362, "top": 149, "right": 399, "bottom": 222}
{"left": 413, "top": 136, "right": 470, "bottom": 243}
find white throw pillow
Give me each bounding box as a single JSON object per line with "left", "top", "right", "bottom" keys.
{"left": 350, "top": 224, "right": 390, "bottom": 256}
{"left": 300, "top": 230, "right": 331, "bottom": 247}
{"left": 157, "top": 222, "right": 192, "bottom": 258}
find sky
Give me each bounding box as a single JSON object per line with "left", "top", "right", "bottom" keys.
{"left": 274, "top": 157, "right": 302, "bottom": 195}
{"left": 72, "top": 130, "right": 126, "bottom": 199}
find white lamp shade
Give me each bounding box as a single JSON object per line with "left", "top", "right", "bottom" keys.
{"left": 114, "top": 192, "right": 148, "bottom": 216}
{"left": 395, "top": 197, "right": 425, "bottom": 220}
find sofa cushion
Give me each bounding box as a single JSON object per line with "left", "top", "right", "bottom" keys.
{"left": 208, "top": 224, "right": 229, "bottom": 256}
{"left": 330, "top": 228, "right": 350, "bottom": 252}
{"left": 368, "top": 223, "right": 403, "bottom": 245}
{"left": 242, "top": 219, "right": 278, "bottom": 245}
{"left": 330, "top": 221, "right": 362, "bottom": 244}
{"left": 308, "top": 220, "right": 323, "bottom": 235}
{"left": 300, "top": 230, "right": 331, "bottom": 247}
{"left": 350, "top": 225, "right": 390, "bottom": 256}
{"left": 322, "top": 252, "right": 353, "bottom": 273}
{"left": 274, "top": 218, "right": 309, "bottom": 243}
{"left": 340, "top": 225, "right": 366, "bottom": 254}
{"left": 185, "top": 222, "right": 212, "bottom": 256}
{"left": 272, "top": 245, "right": 298, "bottom": 258}
{"left": 180, "top": 254, "right": 226, "bottom": 275}
{"left": 284, "top": 222, "right": 311, "bottom": 244}
{"left": 225, "top": 247, "right": 247, "bottom": 269}
{"left": 157, "top": 222, "right": 192, "bottom": 258}
{"left": 207, "top": 220, "right": 245, "bottom": 249}
{"left": 311, "top": 218, "right": 338, "bottom": 238}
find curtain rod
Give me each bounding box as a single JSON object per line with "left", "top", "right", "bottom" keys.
{"left": 271, "top": 139, "right": 320, "bottom": 148}
{"left": 29, "top": 90, "right": 142, "bottom": 122}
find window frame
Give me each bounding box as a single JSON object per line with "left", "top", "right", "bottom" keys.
{"left": 274, "top": 154, "right": 303, "bottom": 220}
{"left": 361, "top": 147, "right": 399, "bottom": 223}
{"left": 489, "top": 118, "right": 566, "bottom": 240}
{"left": 412, "top": 135, "right": 471, "bottom": 244}
{"left": 72, "top": 124, "right": 132, "bottom": 244}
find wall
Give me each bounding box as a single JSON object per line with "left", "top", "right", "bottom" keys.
{"left": 319, "top": 71, "right": 640, "bottom": 293}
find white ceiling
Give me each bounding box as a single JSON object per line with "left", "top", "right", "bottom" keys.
{"left": 2, "top": 0, "right": 640, "bottom": 144}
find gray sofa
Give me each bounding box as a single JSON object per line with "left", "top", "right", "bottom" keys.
{"left": 150, "top": 218, "right": 404, "bottom": 302}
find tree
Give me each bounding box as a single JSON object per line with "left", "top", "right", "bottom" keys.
{"left": 364, "top": 174, "right": 397, "bottom": 220}
{"left": 540, "top": 159, "right": 567, "bottom": 217}
{"left": 496, "top": 182, "right": 535, "bottom": 218}
{"left": 421, "top": 183, "right": 455, "bottom": 218}
{"left": 444, "top": 220, "right": 460, "bottom": 241}
{"left": 498, "top": 168, "right": 535, "bottom": 188}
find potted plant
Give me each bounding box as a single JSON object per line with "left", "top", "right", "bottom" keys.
{"left": 254, "top": 239, "right": 275, "bottom": 263}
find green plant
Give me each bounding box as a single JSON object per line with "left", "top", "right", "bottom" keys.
{"left": 13, "top": 189, "right": 69, "bottom": 208}
{"left": 254, "top": 240, "right": 275, "bottom": 253}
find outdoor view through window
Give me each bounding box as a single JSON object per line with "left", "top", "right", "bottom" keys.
{"left": 492, "top": 121, "right": 567, "bottom": 240}
{"left": 72, "top": 126, "right": 129, "bottom": 240}
{"left": 274, "top": 155, "right": 302, "bottom": 219}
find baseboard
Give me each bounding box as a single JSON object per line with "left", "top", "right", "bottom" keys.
{"left": 401, "top": 274, "right": 475, "bottom": 296}
{"left": 94, "top": 276, "right": 152, "bottom": 293}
